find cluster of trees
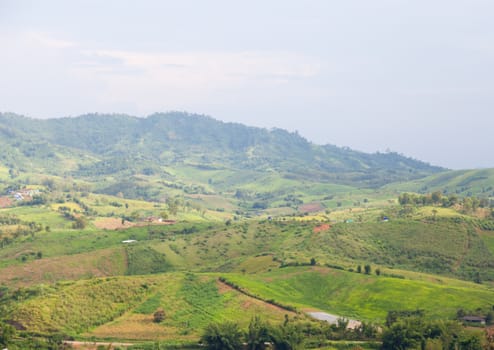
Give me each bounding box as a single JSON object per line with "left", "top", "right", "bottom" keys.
{"left": 57, "top": 206, "right": 88, "bottom": 229}
{"left": 201, "top": 316, "right": 305, "bottom": 350}
{"left": 202, "top": 310, "right": 488, "bottom": 350}
{"left": 0, "top": 214, "right": 45, "bottom": 248}
{"left": 398, "top": 192, "right": 490, "bottom": 212}
{"left": 201, "top": 315, "right": 381, "bottom": 350}
{"left": 355, "top": 264, "right": 373, "bottom": 275}
{"left": 382, "top": 310, "right": 483, "bottom": 350}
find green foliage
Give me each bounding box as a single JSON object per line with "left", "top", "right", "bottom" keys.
{"left": 153, "top": 307, "right": 166, "bottom": 323}
{"left": 134, "top": 292, "right": 162, "bottom": 314}
{"left": 381, "top": 315, "right": 479, "bottom": 350}
{"left": 0, "top": 321, "right": 15, "bottom": 347}
{"left": 10, "top": 277, "right": 153, "bottom": 333}
{"left": 201, "top": 321, "right": 243, "bottom": 350}
{"left": 246, "top": 316, "right": 271, "bottom": 350}
{"left": 126, "top": 245, "right": 172, "bottom": 275}
{"left": 72, "top": 216, "right": 88, "bottom": 229}
{"left": 268, "top": 321, "right": 305, "bottom": 350}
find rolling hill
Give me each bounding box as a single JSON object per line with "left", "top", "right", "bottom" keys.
{"left": 1, "top": 112, "right": 494, "bottom": 348}
{"left": 0, "top": 112, "right": 442, "bottom": 198}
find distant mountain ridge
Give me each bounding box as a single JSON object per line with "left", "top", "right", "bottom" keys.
{"left": 0, "top": 112, "right": 443, "bottom": 198}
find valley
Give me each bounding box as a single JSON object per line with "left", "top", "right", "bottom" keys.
{"left": 0, "top": 113, "right": 493, "bottom": 349}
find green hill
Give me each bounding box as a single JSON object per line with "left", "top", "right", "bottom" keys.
{"left": 5, "top": 273, "right": 295, "bottom": 340}
{"left": 4, "top": 268, "right": 494, "bottom": 341}
{"left": 1, "top": 215, "right": 493, "bottom": 286}
{"left": 0, "top": 112, "right": 442, "bottom": 202}
{"left": 386, "top": 168, "right": 494, "bottom": 199}
{"left": 221, "top": 266, "right": 494, "bottom": 321}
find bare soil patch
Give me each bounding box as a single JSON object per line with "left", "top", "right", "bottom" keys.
{"left": 299, "top": 202, "right": 323, "bottom": 213}
{"left": 0, "top": 196, "right": 12, "bottom": 208}
{"left": 94, "top": 217, "right": 135, "bottom": 230}
{"left": 313, "top": 223, "right": 331, "bottom": 233}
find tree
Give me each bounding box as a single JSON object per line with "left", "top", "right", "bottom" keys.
{"left": 72, "top": 216, "right": 88, "bottom": 229}
{"left": 310, "top": 258, "right": 316, "bottom": 266}
{"left": 459, "top": 334, "right": 482, "bottom": 350}
{"left": 431, "top": 191, "right": 442, "bottom": 204}
{"left": 0, "top": 321, "right": 15, "bottom": 347}
{"left": 167, "top": 197, "right": 179, "bottom": 216}
{"left": 381, "top": 319, "right": 424, "bottom": 350}
{"left": 355, "top": 322, "right": 378, "bottom": 339}
{"left": 486, "top": 311, "right": 494, "bottom": 325}
{"left": 431, "top": 209, "right": 438, "bottom": 220}
{"left": 201, "top": 322, "right": 243, "bottom": 350}
{"left": 474, "top": 271, "right": 482, "bottom": 284}
{"left": 269, "top": 322, "right": 304, "bottom": 350}
{"left": 364, "top": 264, "right": 371, "bottom": 275}
{"left": 153, "top": 308, "right": 165, "bottom": 323}
{"left": 357, "top": 265, "right": 362, "bottom": 273}
{"left": 246, "top": 316, "right": 270, "bottom": 350}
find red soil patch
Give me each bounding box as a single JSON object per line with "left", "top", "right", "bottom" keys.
{"left": 313, "top": 223, "right": 331, "bottom": 233}
{"left": 216, "top": 280, "right": 235, "bottom": 294}
{"left": 94, "top": 218, "right": 177, "bottom": 230}
{"left": 0, "top": 196, "right": 12, "bottom": 208}
{"left": 299, "top": 202, "right": 323, "bottom": 213}
{"left": 241, "top": 296, "right": 296, "bottom": 314}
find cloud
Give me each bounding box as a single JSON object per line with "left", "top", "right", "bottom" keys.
{"left": 73, "top": 49, "right": 321, "bottom": 84}
{"left": 67, "top": 49, "right": 323, "bottom": 115}
{"left": 26, "top": 31, "right": 76, "bottom": 49}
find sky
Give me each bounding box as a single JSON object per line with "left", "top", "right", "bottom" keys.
{"left": 1, "top": 0, "right": 493, "bottom": 169}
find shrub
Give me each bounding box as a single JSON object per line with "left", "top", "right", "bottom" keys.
{"left": 201, "top": 322, "right": 243, "bottom": 350}
{"left": 153, "top": 308, "right": 165, "bottom": 323}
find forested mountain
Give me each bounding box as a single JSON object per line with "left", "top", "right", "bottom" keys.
{"left": 0, "top": 112, "right": 443, "bottom": 200}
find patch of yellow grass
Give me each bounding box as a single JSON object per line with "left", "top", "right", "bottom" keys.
{"left": 414, "top": 206, "right": 462, "bottom": 218}
{"left": 88, "top": 313, "right": 196, "bottom": 341}
{"left": 52, "top": 202, "right": 83, "bottom": 212}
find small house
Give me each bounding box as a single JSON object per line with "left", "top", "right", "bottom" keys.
{"left": 461, "top": 316, "right": 486, "bottom": 325}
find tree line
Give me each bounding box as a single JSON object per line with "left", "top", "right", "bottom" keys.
{"left": 199, "top": 309, "right": 489, "bottom": 350}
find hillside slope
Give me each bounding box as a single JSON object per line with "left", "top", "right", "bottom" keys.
{"left": 0, "top": 112, "right": 442, "bottom": 193}
{"left": 386, "top": 168, "right": 494, "bottom": 198}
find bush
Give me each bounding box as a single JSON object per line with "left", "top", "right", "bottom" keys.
{"left": 201, "top": 322, "right": 243, "bottom": 350}
{"left": 153, "top": 308, "right": 165, "bottom": 323}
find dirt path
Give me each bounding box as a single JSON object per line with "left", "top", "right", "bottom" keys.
{"left": 64, "top": 340, "right": 134, "bottom": 349}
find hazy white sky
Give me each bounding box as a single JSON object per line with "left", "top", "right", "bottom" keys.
{"left": 1, "top": 0, "right": 493, "bottom": 169}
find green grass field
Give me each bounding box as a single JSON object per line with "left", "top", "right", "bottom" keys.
{"left": 7, "top": 273, "right": 295, "bottom": 341}
{"left": 221, "top": 266, "right": 494, "bottom": 321}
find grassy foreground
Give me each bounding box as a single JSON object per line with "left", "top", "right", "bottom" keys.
{"left": 6, "top": 266, "right": 494, "bottom": 342}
